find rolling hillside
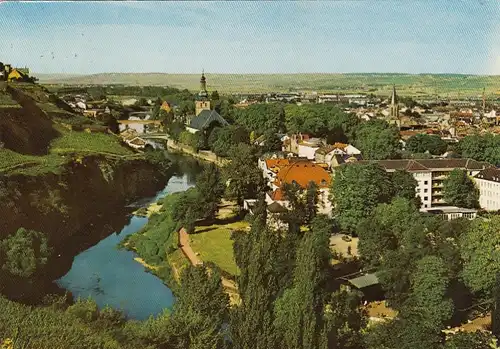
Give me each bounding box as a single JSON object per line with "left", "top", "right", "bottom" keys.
{"left": 37, "top": 73, "right": 500, "bottom": 97}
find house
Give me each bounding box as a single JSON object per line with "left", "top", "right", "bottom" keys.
{"left": 258, "top": 158, "right": 291, "bottom": 187}
{"left": 266, "top": 160, "right": 333, "bottom": 216}
{"left": 420, "top": 206, "right": 477, "bottom": 220}
{"left": 282, "top": 133, "right": 311, "bottom": 154}
{"left": 282, "top": 134, "right": 324, "bottom": 159}
{"left": 474, "top": 167, "right": 500, "bottom": 211}
{"left": 243, "top": 199, "right": 289, "bottom": 231}
{"left": 359, "top": 159, "right": 490, "bottom": 209}
{"left": 160, "top": 101, "right": 172, "bottom": 113}
{"left": 315, "top": 143, "right": 362, "bottom": 169}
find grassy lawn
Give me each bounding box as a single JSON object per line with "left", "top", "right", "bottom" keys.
{"left": 190, "top": 219, "right": 249, "bottom": 276}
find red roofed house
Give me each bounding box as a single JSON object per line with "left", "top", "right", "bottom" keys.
{"left": 265, "top": 160, "right": 333, "bottom": 216}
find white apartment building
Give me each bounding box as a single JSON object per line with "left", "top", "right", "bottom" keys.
{"left": 362, "top": 159, "right": 490, "bottom": 209}
{"left": 474, "top": 168, "right": 500, "bottom": 211}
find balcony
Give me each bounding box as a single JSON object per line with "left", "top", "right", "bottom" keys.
{"left": 432, "top": 191, "right": 444, "bottom": 196}
{"left": 432, "top": 183, "right": 444, "bottom": 188}
{"left": 432, "top": 199, "right": 445, "bottom": 205}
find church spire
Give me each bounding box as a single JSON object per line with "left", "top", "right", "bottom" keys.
{"left": 391, "top": 84, "right": 397, "bottom": 105}
{"left": 390, "top": 84, "right": 400, "bottom": 130}
{"left": 199, "top": 70, "right": 208, "bottom": 99}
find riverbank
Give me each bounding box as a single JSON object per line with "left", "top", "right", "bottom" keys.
{"left": 165, "top": 138, "right": 229, "bottom": 167}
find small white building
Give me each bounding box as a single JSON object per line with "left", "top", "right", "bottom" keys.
{"left": 420, "top": 206, "right": 477, "bottom": 221}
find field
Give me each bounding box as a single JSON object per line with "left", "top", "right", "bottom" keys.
{"left": 50, "top": 127, "right": 133, "bottom": 156}
{"left": 0, "top": 127, "right": 134, "bottom": 175}
{"left": 37, "top": 73, "right": 500, "bottom": 97}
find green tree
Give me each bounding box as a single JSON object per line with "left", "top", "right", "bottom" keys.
{"left": 283, "top": 104, "right": 358, "bottom": 142}
{"left": 409, "top": 256, "right": 454, "bottom": 328}
{"left": 322, "top": 288, "right": 367, "bottom": 349}
{"left": 151, "top": 97, "right": 162, "bottom": 119}
{"left": 353, "top": 120, "right": 401, "bottom": 160}
{"left": 230, "top": 201, "right": 283, "bottom": 349}
{"left": 234, "top": 103, "right": 285, "bottom": 135}
{"left": 262, "top": 131, "right": 283, "bottom": 153}
{"left": 166, "top": 265, "right": 229, "bottom": 349}
{"left": 273, "top": 216, "right": 332, "bottom": 349}
{"left": 460, "top": 216, "right": 500, "bottom": 298}
{"left": 443, "top": 169, "right": 479, "bottom": 208}
{"left": 211, "top": 125, "right": 249, "bottom": 157}
{"left": 223, "top": 144, "right": 265, "bottom": 207}
{"left": 444, "top": 331, "right": 497, "bottom": 349}
{"left": 305, "top": 181, "right": 319, "bottom": 225}
{"left": 456, "top": 134, "right": 500, "bottom": 164}
{"left": 357, "top": 197, "right": 428, "bottom": 306}
{"left": 492, "top": 273, "right": 500, "bottom": 340}
{"left": 66, "top": 297, "right": 99, "bottom": 323}
{"left": 391, "top": 169, "right": 420, "bottom": 206}
{"left": 405, "top": 134, "right": 448, "bottom": 155}
{"left": 196, "top": 163, "right": 224, "bottom": 221}
{"left": 211, "top": 90, "right": 220, "bottom": 101}
{"left": 330, "top": 163, "right": 394, "bottom": 233}
{"left": 166, "top": 120, "right": 185, "bottom": 142}
{"left": 0, "top": 227, "right": 52, "bottom": 278}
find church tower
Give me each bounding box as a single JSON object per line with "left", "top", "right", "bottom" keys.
{"left": 195, "top": 71, "right": 211, "bottom": 116}
{"left": 389, "top": 85, "right": 400, "bottom": 129}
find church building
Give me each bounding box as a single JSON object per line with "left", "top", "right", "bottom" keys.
{"left": 186, "top": 71, "right": 229, "bottom": 134}
{"left": 388, "top": 85, "right": 401, "bottom": 129}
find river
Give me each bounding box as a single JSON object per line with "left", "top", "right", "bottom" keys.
{"left": 55, "top": 152, "right": 203, "bottom": 320}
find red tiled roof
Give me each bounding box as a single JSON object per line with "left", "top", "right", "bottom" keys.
{"left": 265, "top": 159, "right": 290, "bottom": 173}
{"left": 274, "top": 160, "right": 331, "bottom": 188}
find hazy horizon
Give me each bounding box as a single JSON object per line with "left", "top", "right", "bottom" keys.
{"left": 3, "top": 1, "right": 500, "bottom": 75}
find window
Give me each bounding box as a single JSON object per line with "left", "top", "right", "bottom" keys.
{"left": 424, "top": 196, "right": 428, "bottom": 201}
{"left": 424, "top": 181, "right": 428, "bottom": 185}
{"left": 424, "top": 204, "right": 428, "bottom": 208}
{"left": 424, "top": 189, "right": 428, "bottom": 193}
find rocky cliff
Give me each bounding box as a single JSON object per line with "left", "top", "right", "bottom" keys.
{"left": 0, "top": 155, "right": 169, "bottom": 302}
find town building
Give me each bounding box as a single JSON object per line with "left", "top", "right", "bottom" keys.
{"left": 360, "top": 159, "right": 490, "bottom": 208}
{"left": 388, "top": 85, "right": 401, "bottom": 129}
{"left": 186, "top": 72, "right": 229, "bottom": 134}
{"left": 473, "top": 167, "right": 500, "bottom": 211}
{"left": 265, "top": 159, "right": 333, "bottom": 216}
{"left": 0, "top": 62, "right": 31, "bottom": 82}
{"left": 420, "top": 206, "right": 478, "bottom": 221}
{"left": 314, "top": 143, "right": 362, "bottom": 169}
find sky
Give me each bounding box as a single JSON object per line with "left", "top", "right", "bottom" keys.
{"left": 1, "top": 1, "right": 500, "bottom": 75}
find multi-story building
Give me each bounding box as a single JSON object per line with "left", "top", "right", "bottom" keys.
{"left": 473, "top": 167, "right": 500, "bottom": 211}
{"left": 360, "top": 159, "right": 490, "bottom": 208}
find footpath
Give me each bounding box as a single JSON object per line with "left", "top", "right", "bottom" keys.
{"left": 178, "top": 228, "right": 240, "bottom": 305}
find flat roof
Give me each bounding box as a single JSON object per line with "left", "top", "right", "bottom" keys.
{"left": 421, "top": 206, "right": 477, "bottom": 214}
{"left": 348, "top": 273, "right": 379, "bottom": 289}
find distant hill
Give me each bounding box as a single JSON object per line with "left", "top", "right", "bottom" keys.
{"left": 36, "top": 72, "right": 500, "bottom": 97}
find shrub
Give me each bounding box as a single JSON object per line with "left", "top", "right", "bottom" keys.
{"left": 66, "top": 298, "right": 99, "bottom": 323}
